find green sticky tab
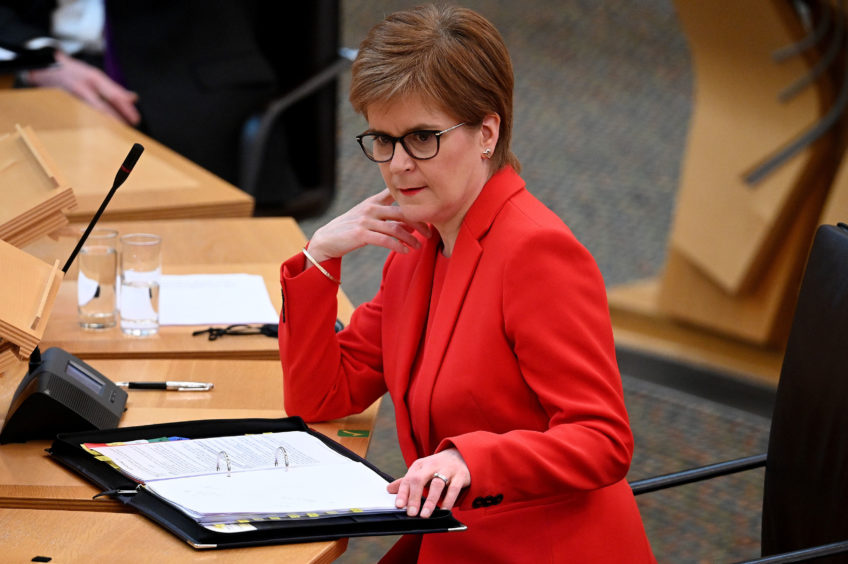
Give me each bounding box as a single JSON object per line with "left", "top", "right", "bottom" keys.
{"left": 337, "top": 429, "right": 370, "bottom": 438}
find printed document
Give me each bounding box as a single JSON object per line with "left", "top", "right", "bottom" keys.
{"left": 86, "top": 431, "right": 401, "bottom": 523}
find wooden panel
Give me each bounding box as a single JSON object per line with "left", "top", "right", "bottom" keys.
{"left": 657, "top": 141, "right": 831, "bottom": 346}
{"left": 820, "top": 136, "right": 848, "bottom": 226}
{"left": 38, "top": 127, "right": 199, "bottom": 194}
{"left": 25, "top": 217, "right": 305, "bottom": 277}
{"left": 0, "top": 126, "right": 76, "bottom": 247}
{"left": 0, "top": 240, "right": 63, "bottom": 359}
{"left": 0, "top": 89, "right": 254, "bottom": 221}
{"left": 0, "top": 508, "right": 346, "bottom": 563}
{"left": 669, "top": 0, "right": 834, "bottom": 294}
{"left": 607, "top": 278, "right": 784, "bottom": 386}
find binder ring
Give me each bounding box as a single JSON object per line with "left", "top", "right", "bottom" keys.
{"left": 216, "top": 451, "right": 231, "bottom": 477}
{"left": 275, "top": 446, "right": 291, "bottom": 470}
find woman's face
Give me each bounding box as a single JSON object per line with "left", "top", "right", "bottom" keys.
{"left": 365, "top": 95, "right": 499, "bottom": 245}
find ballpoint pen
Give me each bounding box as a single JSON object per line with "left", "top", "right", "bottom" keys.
{"left": 115, "top": 381, "right": 214, "bottom": 392}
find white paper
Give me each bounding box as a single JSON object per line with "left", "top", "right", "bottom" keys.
{"left": 157, "top": 273, "right": 278, "bottom": 325}
{"left": 89, "top": 431, "right": 347, "bottom": 482}
{"left": 88, "top": 431, "right": 401, "bottom": 524}
{"left": 147, "top": 462, "right": 400, "bottom": 523}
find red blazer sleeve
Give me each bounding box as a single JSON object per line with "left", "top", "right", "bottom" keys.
{"left": 279, "top": 252, "right": 388, "bottom": 421}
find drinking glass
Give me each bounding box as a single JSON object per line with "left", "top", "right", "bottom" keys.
{"left": 77, "top": 229, "right": 119, "bottom": 329}
{"left": 119, "top": 233, "right": 162, "bottom": 336}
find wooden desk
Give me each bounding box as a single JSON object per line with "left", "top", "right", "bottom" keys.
{"left": 0, "top": 359, "right": 379, "bottom": 512}
{"left": 0, "top": 508, "right": 347, "bottom": 563}
{"left": 0, "top": 88, "right": 254, "bottom": 221}
{"left": 22, "top": 217, "right": 355, "bottom": 360}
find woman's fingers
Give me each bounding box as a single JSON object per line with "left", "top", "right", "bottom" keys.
{"left": 308, "top": 189, "right": 430, "bottom": 260}
{"left": 362, "top": 217, "right": 421, "bottom": 251}
{"left": 419, "top": 478, "right": 446, "bottom": 518}
{"left": 372, "top": 190, "right": 432, "bottom": 238}
{"left": 440, "top": 480, "right": 464, "bottom": 513}
{"left": 372, "top": 187, "right": 396, "bottom": 204}
{"left": 391, "top": 449, "right": 471, "bottom": 518}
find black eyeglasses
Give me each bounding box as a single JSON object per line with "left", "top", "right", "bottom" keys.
{"left": 191, "top": 324, "right": 278, "bottom": 341}
{"left": 355, "top": 122, "right": 466, "bottom": 162}
{"left": 191, "top": 320, "right": 344, "bottom": 341}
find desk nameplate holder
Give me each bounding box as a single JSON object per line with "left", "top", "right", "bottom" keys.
{"left": 0, "top": 239, "right": 62, "bottom": 374}
{"left": 0, "top": 124, "right": 77, "bottom": 248}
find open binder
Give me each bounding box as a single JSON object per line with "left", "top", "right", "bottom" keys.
{"left": 48, "top": 416, "right": 466, "bottom": 549}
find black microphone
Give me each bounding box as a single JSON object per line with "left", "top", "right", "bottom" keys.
{"left": 111, "top": 143, "right": 144, "bottom": 190}
{"left": 62, "top": 143, "right": 144, "bottom": 273}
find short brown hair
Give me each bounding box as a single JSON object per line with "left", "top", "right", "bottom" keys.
{"left": 349, "top": 4, "right": 520, "bottom": 172}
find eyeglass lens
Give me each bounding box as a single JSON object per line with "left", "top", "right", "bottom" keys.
{"left": 361, "top": 131, "right": 440, "bottom": 161}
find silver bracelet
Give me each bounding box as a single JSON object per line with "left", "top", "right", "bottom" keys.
{"left": 302, "top": 247, "right": 341, "bottom": 285}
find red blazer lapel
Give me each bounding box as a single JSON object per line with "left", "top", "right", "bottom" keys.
{"left": 412, "top": 167, "right": 524, "bottom": 451}
{"left": 388, "top": 235, "right": 439, "bottom": 416}
{"left": 415, "top": 233, "right": 483, "bottom": 451}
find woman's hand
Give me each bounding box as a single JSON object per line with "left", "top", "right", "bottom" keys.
{"left": 305, "top": 189, "right": 431, "bottom": 262}
{"left": 388, "top": 448, "right": 471, "bottom": 518}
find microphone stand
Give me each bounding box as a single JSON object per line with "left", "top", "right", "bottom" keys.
{"left": 62, "top": 143, "right": 144, "bottom": 273}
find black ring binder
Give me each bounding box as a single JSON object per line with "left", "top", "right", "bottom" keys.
{"left": 47, "top": 416, "right": 466, "bottom": 549}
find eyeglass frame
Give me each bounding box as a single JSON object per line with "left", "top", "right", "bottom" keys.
{"left": 355, "top": 122, "right": 467, "bottom": 163}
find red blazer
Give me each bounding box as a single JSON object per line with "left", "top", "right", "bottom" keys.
{"left": 280, "top": 167, "right": 655, "bottom": 563}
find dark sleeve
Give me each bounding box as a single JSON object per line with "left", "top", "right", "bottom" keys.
{"left": 0, "top": 3, "right": 53, "bottom": 47}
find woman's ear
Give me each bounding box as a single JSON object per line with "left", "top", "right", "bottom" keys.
{"left": 480, "top": 113, "right": 501, "bottom": 154}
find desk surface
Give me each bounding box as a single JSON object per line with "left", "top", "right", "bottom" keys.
{"left": 0, "top": 358, "right": 379, "bottom": 511}
{"left": 22, "top": 217, "right": 354, "bottom": 360}
{"left": 0, "top": 508, "right": 347, "bottom": 563}
{"left": 1, "top": 88, "right": 254, "bottom": 222}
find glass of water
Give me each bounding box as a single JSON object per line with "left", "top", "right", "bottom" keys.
{"left": 119, "top": 233, "right": 162, "bottom": 337}
{"left": 77, "top": 229, "right": 119, "bottom": 329}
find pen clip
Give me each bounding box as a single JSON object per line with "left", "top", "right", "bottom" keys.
{"left": 93, "top": 485, "right": 141, "bottom": 499}
{"left": 170, "top": 381, "right": 214, "bottom": 391}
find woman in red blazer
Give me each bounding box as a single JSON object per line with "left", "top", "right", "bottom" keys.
{"left": 279, "top": 5, "right": 655, "bottom": 563}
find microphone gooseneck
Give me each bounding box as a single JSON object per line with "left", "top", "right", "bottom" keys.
{"left": 61, "top": 143, "right": 144, "bottom": 273}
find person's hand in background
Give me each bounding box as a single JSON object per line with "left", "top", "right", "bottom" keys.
{"left": 26, "top": 50, "right": 141, "bottom": 125}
